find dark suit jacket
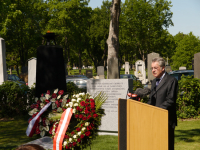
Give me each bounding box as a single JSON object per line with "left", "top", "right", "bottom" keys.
{"left": 147, "top": 73, "right": 178, "bottom": 128}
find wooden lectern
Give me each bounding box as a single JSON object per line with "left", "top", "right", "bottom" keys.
{"left": 118, "top": 99, "right": 168, "bottom": 150}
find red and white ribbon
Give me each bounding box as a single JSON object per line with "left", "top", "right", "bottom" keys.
{"left": 53, "top": 108, "right": 73, "bottom": 150}
{"left": 26, "top": 102, "right": 52, "bottom": 137}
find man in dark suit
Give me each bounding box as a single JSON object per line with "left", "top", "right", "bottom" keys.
{"left": 147, "top": 57, "right": 178, "bottom": 150}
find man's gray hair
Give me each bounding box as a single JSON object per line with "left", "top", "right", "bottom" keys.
{"left": 152, "top": 57, "right": 165, "bottom": 68}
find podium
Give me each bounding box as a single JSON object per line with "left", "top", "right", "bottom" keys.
{"left": 118, "top": 99, "right": 168, "bottom": 150}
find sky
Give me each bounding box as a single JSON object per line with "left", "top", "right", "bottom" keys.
{"left": 88, "top": 0, "right": 200, "bottom": 37}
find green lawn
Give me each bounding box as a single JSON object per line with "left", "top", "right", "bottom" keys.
{"left": 0, "top": 116, "right": 200, "bottom": 150}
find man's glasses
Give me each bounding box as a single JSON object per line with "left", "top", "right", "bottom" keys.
{"left": 151, "top": 67, "right": 160, "bottom": 70}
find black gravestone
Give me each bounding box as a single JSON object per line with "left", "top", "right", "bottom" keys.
{"left": 86, "top": 69, "right": 93, "bottom": 78}
{"left": 35, "top": 33, "right": 66, "bottom": 97}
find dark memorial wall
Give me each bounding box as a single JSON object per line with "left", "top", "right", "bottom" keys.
{"left": 35, "top": 45, "right": 67, "bottom": 97}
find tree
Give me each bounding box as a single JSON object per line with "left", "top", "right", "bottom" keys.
{"left": 171, "top": 32, "right": 200, "bottom": 70}
{"left": 107, "top": 0, "right": 121, "bottom": 79}
{"left": 119, "top": 0, "right": 173, "bottom": 63}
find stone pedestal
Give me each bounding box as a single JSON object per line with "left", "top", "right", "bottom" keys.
{"left": 0, "top": 38, "right": 7, "bottom": 85}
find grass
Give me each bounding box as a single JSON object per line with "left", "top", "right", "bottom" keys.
{"left": 1, "top": 116, "right": 200, "bottom": 150}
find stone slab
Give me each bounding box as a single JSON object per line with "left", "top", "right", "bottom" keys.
{"left": 28, "top": 57, "right": 37, "bottom": 88}
{"left": 194, "top": 52, "right": 200, "bottom": 79}
{"left": 26, "top": 136, "right": 53, "bottom": 150}
{"left": 97, "top": 66, "right": 104, "bottom": 76}
{"left": 87, "top": 79, "right": 133, "bottom": 134}
{"left": 0, "top": 38, "right": 7, "bottom": 85}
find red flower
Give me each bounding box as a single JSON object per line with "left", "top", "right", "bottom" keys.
{"left": 46, "top": 90, "right": 50, "bottom": 94}
{"left": 62, "top": 108, "right": 66, "bottom": 111}
{"left": 79, "top": 108, "right": 83, "bottom": 112}
{"left": 79, "top": 114, "right": 83, "bottom": 119}
{"left": 67, "top": 99, "right": 71, "bottom": 103}
{"left": 80, "top": 101, "right": 85, "bottom": 106}
{"left": 45, "top": 99, "right": 50, "bottom": 103}
{"left": 80, "top": 134, "right": 84, "bottom": 139}
{"left": 82, "top": 116, "right": 87, "bottom": 120}
{"left": 52, "top": 93, "right": 57, "bottom": 98}
{"left": 75, "top": 114, "right": 79, "bottom": 118}
{"left": 77, "top": 138, "right": 81, "bottom": 143}
{"left": 76, "top": 127, "right": 81, "bottom": 132}
{"left": 36, "top": 100, "right": 41, "bottom": 104}
{"left": 55, "top": 100, "right": 60, "bottom": 107}
{"left": 59, "top": 99, "right": 62, "bottom": 103}
{"left": 87, "top": 115, "right": 91, "bottom": 119}
{"left": 85, "top": 103, "right": 89, "bottom": 107}
{"left": 65, "top": 145, "right": 70, "bottom": 149}
{"left": 92, "top": 109, "right": 96, "bottom": 113}
{"left": 85, "top": 131, "right": 90, "bottom": 136}
{"left": 93, "top": 114, "right": 98, "bottom": 118}
{"left": 86, "top": 99, "right": 90, "bottom": 102}
{"left": 87, "top": 126, "right": 92, "bottom": 131}
{"left": 41, "top": 93, "right": 44, "bottom": 97}
{"left": 90, "top": 102, "right": 95, "bottom": 109}
{"left": 58, "top": 90, "right": 64, "bottom": 95}
{"left": 49, "top": 126, "right": 53, "bottom": 134}
{"left": 84, "top": 109, "right": 89, "bottom": 114}
{"left": 65, "top": 135, "right": 69, "bottom": 139}
{"left": 71, "top": 131, "right": 75, "bottom": 135}
{"left": 90, "top": 99, "right": 94, "bottom": 102}
{"left": 73, "top": 142, "right": 76, "bottom": 146}
{"left": 91, "top": 123, "right": 94, "bottom": 127}
{"left": 76, "top": 106, "right": 80, "bottom": 111}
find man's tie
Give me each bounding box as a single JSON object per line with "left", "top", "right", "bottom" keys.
{"left": 156, "top": 78, "right": 160, "bottom": 87}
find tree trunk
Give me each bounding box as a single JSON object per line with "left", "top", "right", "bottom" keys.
{"left": 107, "top": 0, "right": 121, "bottom": 79}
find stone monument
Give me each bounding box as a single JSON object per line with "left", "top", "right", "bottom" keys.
{"left": 0, "top": 37, "right": 7, "bottom": 85}
{"left": 194, "top": 52, "right": 200, "bottom": 79}
{"left": 147, "top": 52, "right": 159, "bottom": 84}
{"left": 35, "top": 32, "right": 66, "bottom": 97}
{"left": 125, "top": 61, "right": 129, "bottom": 74}
{"left": 97, "top": 66, "right": 104, "bottom": 79}
{"left": 87, "top": 79, "right": 133, "bottom": 135}
{"left": 28, "top": 57, "right": 37, "bottom": 88}
{"left": 134, "top": 60, "right": 146, "bottom": 84}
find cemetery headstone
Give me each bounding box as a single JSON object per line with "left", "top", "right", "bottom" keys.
{"left": 134, "top": 60, "right": 146, "bottom": 84}
{"left": 0, "top": 37, "right": 7, "bottom": 85}
{"left": 194, "top": 52, "right": 200, "bottom": 79}
{"left": 165, "top": 65, "right": 172, "bottom": 73}
{"left": 86, "top": 69, "right": 93, "bottom": 78}
{"left": 28, "top": 57, "right": 37, "bottom": 88}
{"left": 35, "top": 32, "right": 66, "bottom": 97}
{"left": 147, "top": 52, "right": 159, "bottom": 84}
{"left": 125, "top": 62, "right": 129, "bottom": 74}
{"left": 97, "top": 66, "right": 104, "bottom": 76}
{"left": 87, "top": 79, "right": 133, "bottom": 135}
{"left": 179, "top": 66, "right": 186, "bottom": 70}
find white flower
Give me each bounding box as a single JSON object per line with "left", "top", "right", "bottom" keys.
{"left": 73, "top": 94, "right": 76, "bottom": 97}
{"left": 35, "top": 97, "right": 38, "bottom": 102}
{"left": 69, "top": 138, "right": 73, "bottom": 143}
{"left": 28, "top": 108, "right": 38, "bottom": 116}
{"left": 51, "top": 98, "right": 56, "bottom": 102}
{"left": 63, "top": 94, "right": 69, "bottom": 100}
{"left": 74, "top": 103, "right": 78, "bottom": 107}
{"left": 61, "top": 99, "right": 67, "bottom": 107}
{"left": 57, "top": 95, "right": 61, "bottom": 99}
{"left": 76, "top": 94, "right": 79, "bottom": 98}
{"left": 85, "top": 122, "right": 90, "bottom": 126}
{"left": 69, "top": 102, "right": 73, "bottom": 107}
{"left": 40, "top": 103, "right": 45, "bottom": 108}
{"left": 79, "top": 92, "right": 85, "bottom": 96}
{"left": 45, "top": 94, "right": 51, "bottom": 100}
{"left": 77, "top": 98, "right": 82, "bottom": 102}
{"left": 72, "top": 109, "right": 76, "bottom": 113}
{"left": 44, "top": 126, "right": 49, "bottom": 131}
{"left": 40, "top": 97, "right": 45, "bottom": 102}
{"left": 66, "top": 104, "right": 69, "bottom": 107}
{"left": 63, "top": 141, "right": 68, "bottom": 146}
{"left": 72, "top": 99, "right": 76, "bottom": 102}
{"left": 89, "top": 96, "right": 93, "bottom": 99}
{"left": 40, "top": 130, "right": 45, "bottom": 137}
{"left": 73, "top": 135, "right": 77, "bottom": 139}
{"left": 39, "top": 117, "right": 42, "bottom": 122}
{"left": 39, "top": 125, "right": 43, "bottom": 131}
{"left": 54, "top": 88, "right": 58, "bottom": 93}
{"left": 82, "top": 127, "right": 86, "bottom": 131}
{"left": 52, "top": 103, "right": 57, "bottom": 109}
{"left": 78, "top": 131, "right": 81, "bottom": 136}
{"left": 45, "top": 119, "right": 50, "bottom": 125}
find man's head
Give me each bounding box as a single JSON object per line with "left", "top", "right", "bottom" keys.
{"left": 151, "top": 57, "right": 165, "bottom": 78}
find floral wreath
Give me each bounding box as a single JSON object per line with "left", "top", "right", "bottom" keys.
{"left": 28, "top": 89, "right": 106, "bottom": 150}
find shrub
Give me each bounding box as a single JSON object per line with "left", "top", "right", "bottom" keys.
{"left": 176, "top": 75, "right": 200, "bottom": 119}
{"left": 0, "top": 81, "right": 35, "bottom": 118}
